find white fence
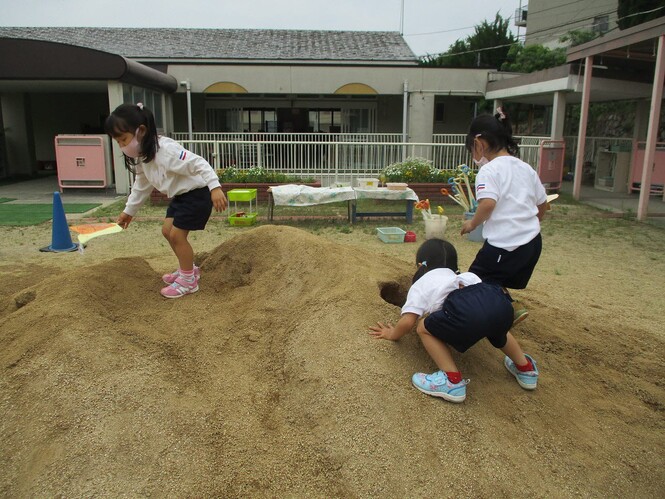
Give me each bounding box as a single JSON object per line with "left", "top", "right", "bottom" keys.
{"left": 170, "top": 132, "right": 633, "bottom": 185}
{"left": 175, "top": 139, "right": 464, "bottom": 185}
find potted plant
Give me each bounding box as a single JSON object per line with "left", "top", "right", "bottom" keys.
{"left": 381, "top": 157, "right": 476, "bottom": 204}
{"left": 150, "top": 166, "right": 321, "bottom": 205}
{"left": 218, "top": 167, "right": 320, "bottom": 203}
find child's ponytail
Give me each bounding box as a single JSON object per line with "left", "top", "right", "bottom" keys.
{"left": 465, "top": 108, "right": 520, "bottom": 157}
{"left": 136, "top": 103, "right": 159, "bottom": 163}
{"left": 494, "top": 107, "right": 519, "bottom": 157}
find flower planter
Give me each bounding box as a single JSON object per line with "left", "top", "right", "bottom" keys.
{"left": 149, "top": 181, "right": 322, "bottom": 206}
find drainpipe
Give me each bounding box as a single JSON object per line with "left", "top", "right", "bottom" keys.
{"left": 402, "top": 80, "right": 409, "bottom": 159}
{"left": 180, "top": 80, "right": 193, "bottom": 141}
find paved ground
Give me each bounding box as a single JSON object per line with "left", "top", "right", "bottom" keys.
{"left": 559, "top": 180, "right": 665, "bottom": 228}
{"left": 0, "top": 176, "right": 121, "bottom": 205}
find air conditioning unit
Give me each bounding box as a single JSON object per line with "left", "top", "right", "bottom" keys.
{"left": 54, "top": 135, "right": 114, "bottom": 191}
{"left": 515, "top": 7, "right": 528, "bottom": 27}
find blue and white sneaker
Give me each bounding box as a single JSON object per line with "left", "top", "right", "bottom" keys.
{"left": 504, "top": 354, "right": 539, "bottom": 390}
{"left": 411, "top": 371, "right": 469, "bottom": 403}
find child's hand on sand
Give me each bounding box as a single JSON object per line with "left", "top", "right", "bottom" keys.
{"left": 369, "top": 322, "right": 397, "bottom": 341}
{"left": 117, "top": 212, "right": 133, "bottom": 229}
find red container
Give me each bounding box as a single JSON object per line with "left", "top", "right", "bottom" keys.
{"left": 404, "top": 231, "right": 417, "bottom": 243}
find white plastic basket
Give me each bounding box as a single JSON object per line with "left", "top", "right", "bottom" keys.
{"left": 377, "top": 227, "right": 406, "bottom": 243}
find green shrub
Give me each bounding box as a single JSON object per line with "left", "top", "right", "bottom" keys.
{"left": 218, "top": 166, "right": 315, "bottom": 183}
{"left": 382, "top": 157, "right": 476, "bottom": 183}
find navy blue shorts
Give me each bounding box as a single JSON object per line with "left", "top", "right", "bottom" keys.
{"left": 423, "top": 283, "right": 513, "bottom": 353}
{"left": 469, "top": 233, "right": 542, "bottom": 290}
{"left": 165, "top": 187, "right": 213, "bottom": 231}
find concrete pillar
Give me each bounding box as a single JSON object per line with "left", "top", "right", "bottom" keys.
{"left": 107, "top": 81, "right": 131, "bottom": 195}
{"left": 408, "top": 92, "right": 435, "bottom": 151}
{"left": 551, "top": 91, "right": 566, "bottom": 140}
{"left": 493, "top": 99, "right": 503, "bottom": 114}
{"left": 573, "top": 56, "right": 593, "bottom": 200}
{"left": 0, "top": 93, "right": 36, "bottom": 176}
{"left": 638, "top": 35, "right": 665, "bottom": 219}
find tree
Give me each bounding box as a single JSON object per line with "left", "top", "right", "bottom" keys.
{"left": 559, "top": 29, "right": 598, "bottom": 47}
{"left": 421, "top": 39, "right": 475, "bottom": 68}
{"left": 501, "top": 44, "right": 566, "bottom": 72}
{"left": 501, "top": 28, "right": 601, "bottom": 73}
{"left": 617, "top": 0, "right": 665, "bottom": 30}
{"left": 420, "top": 13, "right": 516, "bottom": 68}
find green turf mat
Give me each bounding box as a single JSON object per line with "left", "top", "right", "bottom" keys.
{"left": 0, "top": 203, "right": 101, "bottom": 226}
{"left": 0, "top": 198, "right": 16, "bottom": 204}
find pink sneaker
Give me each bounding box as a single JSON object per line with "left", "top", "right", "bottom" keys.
{"left": 160, "top": 276, "right": 199, "bottom": 299}
{"left": 162, "top": 266, "right": 200, "bottom": 284}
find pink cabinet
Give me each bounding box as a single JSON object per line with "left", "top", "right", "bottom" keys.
{"left": 54, "top": 135, "right": 114, "bottom": 191}
{"left": 630, "top": 141, "right": 665, "bottom": 195}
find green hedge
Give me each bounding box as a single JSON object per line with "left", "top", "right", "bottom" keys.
{"left": 218, "top": 167, "right": 316, "bottom": 183}
{"left": 381, "top": 157, "right": 476, "bottom": 183}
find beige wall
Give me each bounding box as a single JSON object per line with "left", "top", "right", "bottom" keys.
{"left": 525, "top": 0, "right": 618, "bottom": 47}
{"left": 433, "top": 97, "right": 476, "bottom": 134}
{"left": 167, "top": 65, "right": 489, "bottom": 96}
{"left": 408, "top": 93, "right": 435, "bottom": 144}
{"left": 167, "top": 65, "right": 488, "bottom": 136}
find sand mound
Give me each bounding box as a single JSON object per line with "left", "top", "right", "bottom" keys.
{"left": 1, "top": 225, "right": 663, "bottom": 497}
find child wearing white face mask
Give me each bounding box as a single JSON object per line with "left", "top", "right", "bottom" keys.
{"left": 460, "top": 108, "right": 548, "bottom": 323}
{"left": 105, "top": 103, "right": 228, "bottom": 298}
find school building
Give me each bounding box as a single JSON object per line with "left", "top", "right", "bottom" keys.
{"left": 1, "top": 20, "right": 664, "bottom": 221}
{"left": 0, "top": 27, "right": 490, "bottom": 194}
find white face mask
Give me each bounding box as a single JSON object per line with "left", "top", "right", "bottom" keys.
{"left": 473, "top": 156, "right": 489, "bottom": 167}
{"left": 472, "top": 137, "right": 488, "bottom": 167}
{"left": 121, "top": 131, "right": 141, "bottom": 159}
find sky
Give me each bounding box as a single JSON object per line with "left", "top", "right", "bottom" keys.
{"left": 0, "top": 0, "right": 524, "bottom": 57}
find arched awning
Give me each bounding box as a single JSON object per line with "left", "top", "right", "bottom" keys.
{"left": 334, "top": 83, "right": 378, "bottom": 95}
{"left": 204, "top": 82, "right": 249, "bottom": 93}
{"left": 0, "top": 37, "right": 177, "bottom": 93}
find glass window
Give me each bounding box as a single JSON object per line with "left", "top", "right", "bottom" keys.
{"left": 122, "top": 84, "right": 132, "bottom": 103}
{"left": 208, "top": 109, "right": 241, "bottom": 132}
{"left": 307, "top": 109, "right": 344, "bottom": 133}
{"left": 120, "top": 85, "right": 165, "bottom": 130}
{"left": 152, "top": 92, "right": 164, "bottom": 131}
{"left": 593, "top": 15, "right": 609, "bottom": 33}
{"left": 240, "top": 109, "right": 277, "bottom": 132}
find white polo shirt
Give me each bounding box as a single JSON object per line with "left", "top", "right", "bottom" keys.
{"left": 123, "top": 137, "right": 222, "bottom": 217}
{"left": 402, "top": 268, "right": 482, "bottom": 316}
{"left": 474, "top": 155, "right": 547, "bottom": 251}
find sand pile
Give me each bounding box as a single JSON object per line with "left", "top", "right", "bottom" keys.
{"left": 0, "top": 225, "right": 663, "bottom": 497}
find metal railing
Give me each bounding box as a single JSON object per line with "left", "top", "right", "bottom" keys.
{"left": 172, "top": 132, "right": 403, "bottom": 143}
{"left": 176, "top": 139, "right": 469, "bottom": 184}
{"left": 433, "top": 134, "right": 547, "bottom": 170}
{"left": 170, "top": 131, "right": 634, "bottom": 185}
{"left": 563, "top": 136, "right": 634, "bottom": 165}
